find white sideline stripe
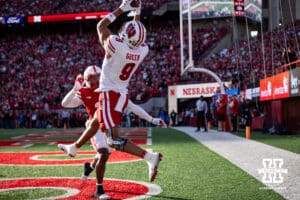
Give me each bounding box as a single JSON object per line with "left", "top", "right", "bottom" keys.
{"left": 0, "top": 187, "right": 79, "bottom": 200}
{"left": 173, "top": 126, "right": 300, "bottom": 200}
{"left": 0, "top": 177, "right": 162, "bottom": 200}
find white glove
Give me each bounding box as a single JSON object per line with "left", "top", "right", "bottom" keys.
{"left": 120, "top": 0, "right": 141, "bottom": 12}
{"left": 73, "top": 74, "right": 84, "bottom": 91}
{"left": 152, "top": 118, "right": 167, "bottom": 128}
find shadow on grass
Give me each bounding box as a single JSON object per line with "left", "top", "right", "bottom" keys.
{"left": 105, "top": 190, "right": 192, "bottom": 200}
{"left": 154, "top": 195, "right": 192, "bottom": 200}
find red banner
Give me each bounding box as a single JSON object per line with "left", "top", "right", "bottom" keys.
{"left": 260, "top": 71, "right": 290, "bottom": 101}
{"left": 28, "top": 11, "right": 110, "bottom": 23}
{"left": 234, "top": 0, "right": 245, "bottom": 16}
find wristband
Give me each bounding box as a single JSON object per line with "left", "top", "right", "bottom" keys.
{"left": 106, "top": 13, "right": 116, "bottom": 23}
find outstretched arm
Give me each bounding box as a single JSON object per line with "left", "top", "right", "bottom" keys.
{"left": 127, "top": 100, "right": 167, "bottom": 127}
{"left": 61, "top": 89, "right": 83, "bottom": 108}
{"left": 96, "top": 8, "right": 122, "bottom": 47}
{"left": 97, "top": 0, "right": 141, "bottom": 47}
{"left": 61, "top": 74, "right": 83, "bottom": 108}
{"left": 133, "top": 0, "right": 141, "bottom": 21}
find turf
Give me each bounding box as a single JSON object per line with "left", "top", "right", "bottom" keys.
{"left": 0, "top": 128, "right": 285, "bottom": 200}
{"left": 0, "top": 188, "right": 66, "bottom": 200}
{"left": 234, "top": 129, "right": 300, "bottom": 154}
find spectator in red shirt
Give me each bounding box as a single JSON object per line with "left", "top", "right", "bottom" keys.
{"left": 217, "top": 94, "right": 227, "bottom": 131}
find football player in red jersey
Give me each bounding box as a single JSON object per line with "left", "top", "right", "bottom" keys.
{"left": 60, "top": 65, "right": 166, "bottom": 199}
{"left": 58, "top": 0, "right": 165, "bottom": 187}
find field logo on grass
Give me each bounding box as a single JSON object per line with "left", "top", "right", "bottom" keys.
{"left": 258, "top": 158, "right": 288, "bottom": 184}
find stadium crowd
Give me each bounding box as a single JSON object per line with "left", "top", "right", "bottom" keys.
{"left": 0, "top": 0, "right": 299, "bottom": 129}
{"left": 195, "top": 21, "right": 300, "bottom": 89}
{"left": 0, "top": 0, "right": 169, "bottom": 16}
{"left": 1, "top": 20, "right": 299, "bottom": 128}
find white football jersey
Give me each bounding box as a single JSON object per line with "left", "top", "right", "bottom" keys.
{"left": 100, "top": 35, "right": 149, "bottom": 93}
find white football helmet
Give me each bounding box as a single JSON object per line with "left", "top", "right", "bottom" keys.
{"left": 120, "top": 20, "right": 146, "bottom": 49}
{"left": 83, "top": 65, "right": 101, "bottom": 88}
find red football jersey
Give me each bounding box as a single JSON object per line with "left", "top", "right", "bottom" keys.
{"left": 78, "top": 87, "right": 99, "bottom": 119}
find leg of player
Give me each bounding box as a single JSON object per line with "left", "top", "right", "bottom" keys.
{"left": 93, "top": 148, "right": 110, "bottom": 199}
{"left": 125, "top": 140, "right": 162, "bottom": 182}
{"left": 58, "top": 117, "right": 99, "bottom": 157}
{"left": 108, "top": 127, "right": 162, "bottom": 182}
{"left": 81, "top": 159, "right": 96, "bottom": 182}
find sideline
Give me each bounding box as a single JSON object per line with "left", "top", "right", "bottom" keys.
{"left": 172, "top": 127, "right": 300, "bottom": 200}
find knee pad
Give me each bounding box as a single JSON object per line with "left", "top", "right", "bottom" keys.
{"left": 107, "top": 137, "right": 128, "bottom": 151}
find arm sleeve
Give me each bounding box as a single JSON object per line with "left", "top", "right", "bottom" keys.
{"left": 61, "top": 89, "right": 83, "bottom": 108}
{"left": 127, "top": 100, "right": 152, "bottom": 122}
{"left": 105, "top": 35, "right": 119, "bottom": 55}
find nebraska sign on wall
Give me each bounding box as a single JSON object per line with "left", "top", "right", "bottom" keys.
{"left": 168, "top": 82, "right": 230, "bottom": 114}
{"left": 171, "top": 83, "right": 229, "bottom": 98}
{"left": 260, "top": 71, "right": 290, "bottom": 101}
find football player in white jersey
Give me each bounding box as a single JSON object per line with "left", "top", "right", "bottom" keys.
{"left": 60, "top": 65, "right": 165, "bottom": 199}
{"left": 58, "top": 0, "right": 165, "bottom": 186}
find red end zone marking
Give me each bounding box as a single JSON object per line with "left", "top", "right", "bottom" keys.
{"left": 0, "top": 140, "right": 75, "bottom": 148}
{"left": 20, "top": 132, "right": 82, "bottom": 139}
{"left": 0, "top": 151, "right": 141, "bottom": 166}
{"left": 120, "top": 128, "right": 150, "bottom": 136}
{"left": 2, "top": 128, "right": 151, "bottom": 147}
{"left": 131, "top": 139, "right": 147, "bottom": 145}
{"left": 0, "top": 141, "right": 25, "bottom": 147}
{"left": 0, "top": 178, "right": 162, "bottom": 200}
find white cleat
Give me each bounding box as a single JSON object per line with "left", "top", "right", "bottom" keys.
{"left": 93, "top": 193, "right": 111, "bottom": 200}
{"left": 146, "top": 152, "right": 163, "bottom": 182}
{"left": 57, "top": 143, "right": 77, "bottom": 157}
{"left": 81, "top": 175, "right": 88, "bottom": 182}
{"left": 98, "top": 193, "right": 111, "bottom": 200}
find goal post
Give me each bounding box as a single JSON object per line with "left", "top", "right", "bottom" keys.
{"left": 179, "top": 0, "right": 225, "bottom": 94}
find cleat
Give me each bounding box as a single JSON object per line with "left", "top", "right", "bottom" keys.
{"left": 81, "top": 175, "right": 88, "bottom": 182}
{"left": 81, "top": 162, "right": 93, "bottom": 181}
{"left": 57, "top": 143, "right": 77, "bottom": 157}
{"left": 146, "top": 152, "right": 162, "bottom": 182}
{"left": 93, "top": 193, "right": 111, "bottom": 200}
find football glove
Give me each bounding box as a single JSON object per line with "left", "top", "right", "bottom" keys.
{"left": 73, "top": 74, "right": 84, "bottom": 91}
{"left": 120, "top": 0, "right": 141, "bottom": 12}
{"left": 152, "top": 118, "right": 167, "bottom": 128}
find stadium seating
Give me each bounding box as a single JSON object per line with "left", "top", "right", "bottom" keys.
{"left": 0, "top": 0, "right": 169, "bottom": 16}
{"left": 0, "top": 0, "right": 299, "bottom": 128}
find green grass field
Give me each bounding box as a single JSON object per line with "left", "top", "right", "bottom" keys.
{"left": 234, "top": 129, "right": 300, "bottom": 154}
{"left": 0, "top": 128, "right": 288, "bottom": 200}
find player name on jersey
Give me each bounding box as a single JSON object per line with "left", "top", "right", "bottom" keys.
{"left": 126, "top": 53, "right": 140, "bottom": 61}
